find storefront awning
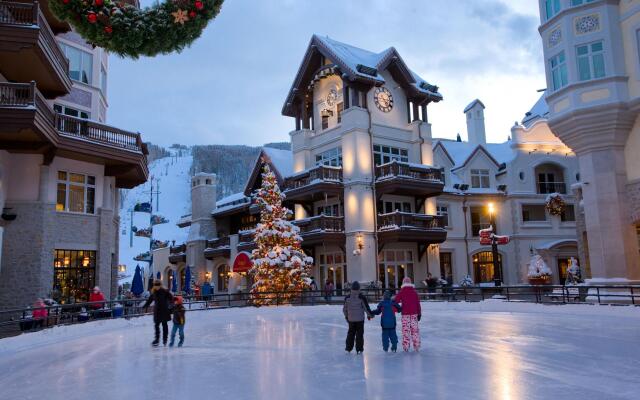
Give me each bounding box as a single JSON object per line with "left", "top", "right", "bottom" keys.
{"left": 233, "top": 252, "right": 253, "bottom": 273}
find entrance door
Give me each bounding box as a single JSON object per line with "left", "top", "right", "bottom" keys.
{"left": 319, "top": 252, "right": 346, "bottom": 295}
{"left": 557, "top": 258, "right": 571, "bottom": 285}
{"left": 378, "top": 250, "right": 414, "bottom": 289}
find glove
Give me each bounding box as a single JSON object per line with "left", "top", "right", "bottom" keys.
{"left": 418, "top": 314, "right": 421, "bottom": 321}
{"left": 367, "top": 316, "right": 372, "bottom": 321}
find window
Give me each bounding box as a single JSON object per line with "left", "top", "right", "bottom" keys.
{"left": 577, "top": 41, "right": 605, "bottom": 81}
{"left": 319, "top": 252, "right": 347, "bottom": 294}
{"left": 53, "top": 249, "right": 96, "bottom": 303}
{"left": 378, "top": 200, "right": 411, "bottom": 214}
{"left": 53, "top": 104, "right": 89, "bottom": 119}
{"left": 337, "top": 102, "right": 344, "bottom": 123}
{"left": 545, "top": 0, "right": 561, "bottom": 20}
{"left": 217, "top": 264, "right": 230, "bottom": 292}
{"left": 60, "top": 43, "right": 93, "bottom": 84}
{"left": 471, "top": 169, "right": 490, "bottom": 189}
{"left": 571, "top": 0, "right": 596, "bottom": 5}
{"left": 439, "top": 252, "right": 452, "bottom": 280}
{"left": 378, "top": 250, "right": 414, "bottom": 289}
{"left": 473, "top": 251, "right": 502, "bottom": 284}
{"left": 100, "top": 65, "right": 107, "bottom": 95}
{"left": 373, "top": 145, "right": 408, "bottom": 166}
{"left": 317, "top": 203, "right": 343, "bottom": 217}
{"left": 470, "top": 206, "right": 491, "bottom": 236}
{"left": 437, "top": 204, "right": 449, "bottom": 227}
{"left": 550, "top": 52, "right": 568, "bottom": 90}
{"left": 56, "top": 171, "right": 96, "bottom": 214}
{"left": 561, "top": 204, "right": 576, "bottom": 222}
{"left": 522, "top": 204, "right": 547, "bottom": 222}
{"left": 321, "top": 115, "right": 329, "bottom": 130}
{"left": 315, "top": 147, "right": 342, "bottom": 167}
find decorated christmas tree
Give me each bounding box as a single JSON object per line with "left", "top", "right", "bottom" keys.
{"left": 527, "top": 254, "right": 552, "bottom": 278}
{"left": 249, "top": 165, "right": 312, "bottom": 305}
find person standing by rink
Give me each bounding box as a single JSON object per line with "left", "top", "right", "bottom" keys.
{"left": 143, "top": 280, "right": 174, "bottom": 347}
{"left": 394, "top": 277, "right": 422, "bottom": 352}
{"left": 343, "top": 281, "right": 374, "bottom": 354}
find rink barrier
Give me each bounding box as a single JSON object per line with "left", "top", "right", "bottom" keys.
{"left": 0, "top": 284, "right": 638, "bottom": 338}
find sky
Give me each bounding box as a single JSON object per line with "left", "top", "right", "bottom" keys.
{"left": 107, "top": 0, "right": 546, "bottom": 147}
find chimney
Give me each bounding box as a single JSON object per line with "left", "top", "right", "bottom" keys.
{"left": 464, "top": 99, "right": 486, "bottom": 146}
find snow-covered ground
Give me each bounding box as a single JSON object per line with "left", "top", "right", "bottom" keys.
{"left": 119, "top": 149, "right": 192, "bottom": 281}
{"left": 1, "top": 302, "right": 639, "bottom": 400}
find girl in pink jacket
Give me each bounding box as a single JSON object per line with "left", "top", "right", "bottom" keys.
{"left": 393, "top": 277, "right": 421, "bottom": 352}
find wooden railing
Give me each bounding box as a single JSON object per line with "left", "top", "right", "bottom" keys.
{"left": 283, "top": 165, "right": 343, "bottom": 191}
{"left": 375, "top": 160, "right": 442, "bottom": 182}
{"left": 238, "top": 230, "right": 256, "bottom": 243}
{"left": 537, "top": 182, "right": 566, "bottom": 194}
{"left": 169, "top": 244, "right": 186, "bottom": 254}
{"left": 56, "top": 114, "right": 144, "bottom": 152}
{"left": 377, "top": 212, "right": 444, "bottom": 231}
{"left": 294, "top": 215, "right": 345, "bottom": 234}
{"left": 0, "top": 81, "right": 35, "bottom": 106}
{"left": 206, "top": 236, "right": 230, "bottom": 249}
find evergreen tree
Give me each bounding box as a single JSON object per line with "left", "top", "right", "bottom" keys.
{"left": 250, "top": 165, "right": 312, "bottom": 305}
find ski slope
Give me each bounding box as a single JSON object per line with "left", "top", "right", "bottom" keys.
{"left": 119, "top": 149, "right": 192, "bottom": 281}
{"left": 1, "top": 302, "right": 639, "bottom": 400}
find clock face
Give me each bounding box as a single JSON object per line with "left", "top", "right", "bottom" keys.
{"left": 374, "top": 87, "right": 393, "bottom": 112}
{"left": 326, "top": 89, "right": 338, "bottom": 107}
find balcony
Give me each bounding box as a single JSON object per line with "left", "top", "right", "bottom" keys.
{"left": 282, "top": 165, "right": 343, "bottom": 203}
{"left": 377, "top": 211, "right": 447, "bottom": 246}
{"left": 0, "top": 82, "right": 148, "bottom": 188}
{"left": 0, "top": 1, "right": 72, "bottom": 97}
{"left": 204, "top": 236, "right": 231, "bottom": 259}
{"left": 375, "top": 161, "right": 444, "bottom": 197}
{"left": 168, "top": 244, "right": 186, "bottom": 264}
{"left": 237, "top": 230, "right": 257, "bottom": 253}
{"left": 537, "top": 182, "right": 566, "bottom": 194}
{"left": 293, "top": 215, "right": 345, "bottom": 247}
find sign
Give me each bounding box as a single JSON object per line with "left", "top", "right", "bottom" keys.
{"left": 479, "top": 237, "right": 492, "bottom": 246}
{"left": 233, "top": 252, "right": 253, "bottom": 273}
{"left": 495, "top": 236, "right": 510, "bottom": 245}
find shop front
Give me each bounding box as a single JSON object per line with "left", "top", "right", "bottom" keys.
{"left": 53, "top": 249, "right": 97, "bottom": 303}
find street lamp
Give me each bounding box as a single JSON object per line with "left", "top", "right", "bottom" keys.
{"left": 487, "top": 202, "right": 502, "bottom": 287}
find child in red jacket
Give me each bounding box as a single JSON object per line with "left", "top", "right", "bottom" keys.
{"left": 393, "top": 277, "right": 422, "bottom": 352}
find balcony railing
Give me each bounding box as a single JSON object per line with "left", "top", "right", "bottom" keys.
{"left": 377, "top": 211, "right": 444, "bottom": 231}
{"left": 375, "top": 161, "right": 442, "bottom": 182}
{"left": 294, "top": 215, "right": 345, "bottom": 234}
{"left": 169, "top": 244, "right": 186, "bottom": 254}
{"left": 537, "top": 182, "right": 566, "bottom": 194}
{"left": 283, "top": 165, "right": 343, "bottom": 191}
{"left": 206, "top": 236, "right": 230, "bottom": 249}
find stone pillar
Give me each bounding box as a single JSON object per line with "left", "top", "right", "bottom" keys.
{"left": 38, "top": 165, "right": 49, "bottom": 202}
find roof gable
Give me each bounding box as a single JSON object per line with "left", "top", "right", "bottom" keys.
{"left": 433, "top": 141, "right": 455, "bottom": 167}
{"left": 243, "top": 148, "right": 293, "bottom": 196}
{"left": 451, "top": 145, "right": 501, "bottom": 172}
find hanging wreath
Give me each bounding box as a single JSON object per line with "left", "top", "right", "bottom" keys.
{"left": 50, "top": 0, "right": 224, "bottom": 58}
{"left": 545, "top": 193, "right": 565, "bottom": 216}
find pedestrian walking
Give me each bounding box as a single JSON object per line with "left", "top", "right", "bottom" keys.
{"left": 324, "top": 279, "right": 334, "bottom": 303}
{"left": 343, "top": 281, "right": 374, "bottom": 354}
{"left": 371, "top": 290, "right": 402, "bottom": 352}
{"left": 394, "top": 277, "right": 422, "bottom": 352}
{"left": 169, "top": 296, "right": 186, "bottom": 347}
{"left": 143, "top": 280, "right": 174, "bottom": 347}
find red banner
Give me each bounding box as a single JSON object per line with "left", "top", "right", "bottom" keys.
{"left": 233, "top": 252, "right": 253, "bottom": 273}
{"left": 479, "top": 237, "right": 492, "bottom": 246}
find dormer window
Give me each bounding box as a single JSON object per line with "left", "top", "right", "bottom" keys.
{"left": 471, "top": 169, "right": 490, "bottom": 189}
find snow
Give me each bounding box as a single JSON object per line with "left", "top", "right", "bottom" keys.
{"left": 315, "top": 35, "right": 388, "bottom": 82}
{"left": 1, "top": 301, "right": 639, "bottom": 400}
{"left": 119, "top": 149, "right": 192, "bottom": 281}
{"left": 263, "top": 147, "right": 294, "bottom": 178}
{"left": 435, "top": 140, "right": 515, "bottom": 168}
{"left": 522, "top": 92, "right": 549, "bottom": 127}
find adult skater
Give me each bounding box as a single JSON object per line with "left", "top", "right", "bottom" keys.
{"left": 394, "top": 277, "right": 422, "bottom": 352}
{"left": 343, "top": 281, "right": 373, "bottom": 354}
{"left": 143, "top": 280, "right": 174, "bottom": 346}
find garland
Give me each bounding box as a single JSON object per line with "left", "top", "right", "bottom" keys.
{"left": 50, "top": 0, "right": 224, "bottom": 58}
{"left": 545, "top": 193, "right": 565, "bottom": 216}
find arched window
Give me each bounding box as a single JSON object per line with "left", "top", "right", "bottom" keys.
{"left": 217, "top": 264, "right": 230, "bottom": 291}
{"left": 472, "top": 251, "right": 502, "bottom": 283}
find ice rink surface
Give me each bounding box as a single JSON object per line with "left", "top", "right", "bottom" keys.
{"left": 1, "top": 301, "right": 639, "bottom": 400}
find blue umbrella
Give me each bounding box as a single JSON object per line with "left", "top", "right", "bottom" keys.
{"left": 171, "top": 270, "right": 177, "bottom": 293}
{"left": 131, "top": 265, "right": 144, "bottom": 297}
{"left": 156, "top": 271, "right": 161, "bottom": 279}
{"left": 183, "top": 266, "right": 192, "bottom": 294}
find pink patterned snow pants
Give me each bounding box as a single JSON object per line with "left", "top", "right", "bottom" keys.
{"left": 401, "top": 314, "right": 420, "bottom": 351}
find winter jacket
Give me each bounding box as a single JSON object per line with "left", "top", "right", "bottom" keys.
{"left": 394, "top": 284, "right": 421, "bottom": 317}
{"left": 343, "top": 290, "right": 373, "bottom": 322}
{"left": 32, "top": 305, "right": 48, "bottom": 320}
{"left": 143, "top": 287, "right": 173, "bottom": 323}
{"left": 172, "top": 304, "right": 186, "bottom": 325}
{"left": 89, "top": 292, "right": 106, "bottom": 309}
{"left": 371, "top": 299, "right": 401, "bottom": 329}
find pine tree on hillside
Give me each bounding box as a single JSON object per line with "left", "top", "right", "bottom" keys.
{"left": 250, "top": 165, "right": 312, "bottom": 305}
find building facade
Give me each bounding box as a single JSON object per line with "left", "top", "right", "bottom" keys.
{"left": 538, "top": 0, "right": 640, "bottom": 282}
{"left": 0, "top": 1, "right": 148, "bottom": 308}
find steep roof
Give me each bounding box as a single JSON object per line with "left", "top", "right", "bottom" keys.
{"left": 522, "top": 93, "right": 549, "bottom": 127}
{"left": 243, "top": 147, "right": 294, "bottom": 196}
{"left": 433, "top": 139, "right": 515, "bottom": 170}
{"left": 463, "top": 99, "right": 485, "bottom": 113}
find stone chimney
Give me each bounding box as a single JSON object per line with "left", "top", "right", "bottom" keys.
{"left": 464, "top": 99, "right": 486, "bottom": 146}
{"left": 189, "top": 172, "right": 217, "bottom": 241}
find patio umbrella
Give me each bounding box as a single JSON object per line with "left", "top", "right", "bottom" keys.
{"left": 131, "top": 265, "right": 144, "bottom": 297}
{"left": 171, "top": 270, "right": 177, "bottom": 293}
{"left": 156, "top": 271, "right": 161, "bottom": 279}
{"left": 183, "top": 266, "right": 192, "bottom": 294}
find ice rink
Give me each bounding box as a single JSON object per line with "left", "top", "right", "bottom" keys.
{"left": 1, "top": 301, "right": 639, "bottom": 400}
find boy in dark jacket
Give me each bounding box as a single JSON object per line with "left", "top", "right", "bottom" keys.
{"left": 371, "top": 290, "right": 402, "bottom": 352}
{"left": 169, "top": 296, "right": 186, "bottom": 347}
{"left": 343, "top": 281, "right": 373, "bottom": 354}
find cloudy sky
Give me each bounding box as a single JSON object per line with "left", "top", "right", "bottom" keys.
{"left": 108, "top": 0, "right": 545, "bottom": 147}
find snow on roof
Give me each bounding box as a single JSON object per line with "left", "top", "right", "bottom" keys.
{"left": 463, "top": 99, "right": 485, "bottom": 113}
{"left": 522, "top": 93, "right": 549, "bottom": 127}
{"left": 263, "top": 147, "right": 293, "bottom": 178}
{"left": 434, "top": 140, "right": 515, "bottom": 169}
{"left": 315, "top": 35, "right": 389, "bottom": 82}
{"left": 216, "top": 192, "right": 248, "bottom": 208}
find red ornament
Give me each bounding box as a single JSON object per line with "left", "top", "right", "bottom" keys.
{"left": 189, "top": 10, "right": 196, "bottom": 18}
{"left": 87, "top": 12, "right": 97, "bottom": 23}
{"left": 104, "top": 26, "right": 113, "bottom": 34}
{"left": 194, "top": 0, "right": 203, "bottom": 10}
{"left": 95, "top": 0, "right": 103, "bottom": 5}
{"left": 62, "top": 0, "right": 70, "bottom": 3}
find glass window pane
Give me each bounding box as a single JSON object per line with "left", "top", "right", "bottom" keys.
{"left": 70, "top": 173, "right": 85, "bottom": 184}
{"left": 386, "top": 251, "right": 395, "bottom": 261}
{"left": 82, "top": 51, "right": 93, "bottom": 84}
{"left": 578, "top": 57, "right": 591, "bottom": 81}
{"left": 58, "top": 171, "right": 67, "bottom": 181}
{"left": 80, "top": 112, "right": 89, "bottom": 119}
{"left": 560, "top": 64, "right": 568, "bottom": 87}
{"left": 68, "top": 185, "right": 85, "bottom": 212}
{"left": 86, "top": 187, "right": 95, "bottom": 214}
{"left": 54, "top": 104, "right": 63, "bottom": 113}
{"left": 56, "top": 183, "right": 66, "bottom": 211}
{"left": 577, "top": 46, "right": 589, "bottom": 56}
{"left": 87, "top": 176, "right": 95, "bottom": 185}
{"left": 591, "top": 42, "right": 603, "bottom": 52}
{"left": 592, "top": 54, "right": 605, "bottom": 78}
{"left": 65, "top": 46, "right": 82, "bottom": 81}
{"left": 64, "top": 108, "right": 79, "bottom": 117}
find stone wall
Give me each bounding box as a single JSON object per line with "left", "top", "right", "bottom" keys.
{"left": 572, "top": 186, "right": 591, "bottom": 279}
{"left": 627, "top": 179, "right": 640, "bottom": 224}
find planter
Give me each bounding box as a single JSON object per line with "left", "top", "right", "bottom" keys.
{"left": 528, "top": 276, "right": 551, "bottom": 285}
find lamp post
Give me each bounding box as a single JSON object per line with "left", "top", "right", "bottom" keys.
{"left": 487, "top": 202, "right": 502, "bottom": 287}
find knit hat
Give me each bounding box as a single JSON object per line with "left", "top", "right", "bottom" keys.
{"left": 351, "top": 281, "right": 360, "bottom": 291}
{"left": 383, "top": 290, "right": 392, "bottom": 300}
{"left": 93, "top": 286, "right": 100, "bottom": 292}
{"left": 174, "top": 296, "right": 183, "bottom": 305}
{"left": 402, "top": 277, "right": 412, "bottom": 285}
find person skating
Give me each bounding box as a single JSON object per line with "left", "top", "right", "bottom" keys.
{"left": 343, "top": 281, "right": 373, "bottom": 354}
{"left": 169, "top": 296, "right": 186, "bottom": 347}
{"left": 143, "top": 280, "right": 174, "bottom": 347}
{"left": 394, "top": 277, "right": 422, "bottom": 352}
{"left": 371, "top": 290, "right": 402, "bottom": 352}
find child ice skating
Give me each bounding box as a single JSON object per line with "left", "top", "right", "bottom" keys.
{"left": 170, "top": 296, "right": 186, "bottom": 347}
{"left": 394, "top": 277, "right": 422, "bottom": 352}
{"left": 371, "top": 290, "right": 402, "bottom": 352}
{"left": 343, "top": 281, "right": 373, "bottom": 354}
